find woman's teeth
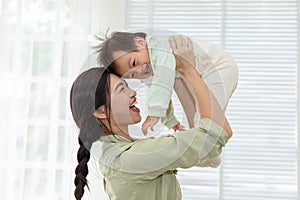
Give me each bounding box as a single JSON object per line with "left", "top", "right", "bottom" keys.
{"left": 129, "top": 101, "right": 140, "bottom": 113}
{"left": 130, "top": 105, "right": 140, "bottom": 113}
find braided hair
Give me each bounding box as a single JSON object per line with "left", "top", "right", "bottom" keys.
{"left": 70, "top": 67, "right": 111, "bottom": 200}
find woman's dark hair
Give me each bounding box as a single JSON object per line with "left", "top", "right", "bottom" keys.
{"left": 94, "top": 31, "right": 147, "bottom": 76}
{"left": 70, "top": 67, "right": 111, "bottom": 200}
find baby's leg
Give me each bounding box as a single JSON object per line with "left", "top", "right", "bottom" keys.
{"left": 203, "top": 57, "right": 238, "bottom": 111}
{"left": 174, "top": 77, "right": 196, "bottom": 129}
{"left": 194, "top": 41, "right": 239, "bottom": 111}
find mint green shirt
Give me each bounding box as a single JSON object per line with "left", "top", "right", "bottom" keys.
{"left": 99, "top": 118, "right": 228, "bottom": 200}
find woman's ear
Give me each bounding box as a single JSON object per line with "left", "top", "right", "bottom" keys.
{"left": 134, "top": 37, "right": 147, "bottom": 47}
{"left": 93, "top": 106, "right": 107, "bottom": 119}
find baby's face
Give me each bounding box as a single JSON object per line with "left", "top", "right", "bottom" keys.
{"left": 122, "top": 63, "right": 154, "bottom": 79}
{"left": 112, "top": 46, "right": 152, "bottom": 79}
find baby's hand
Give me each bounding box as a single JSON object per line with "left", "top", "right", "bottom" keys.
{"left": 142, "top": 116, "right": 159, "bottom": 135}
{"left": 172, "top": 122, "right": 186, "bottom": 132}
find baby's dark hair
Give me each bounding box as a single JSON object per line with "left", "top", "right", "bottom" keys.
{"left": 94, "top": 31, "right": 147, "bottom": 76}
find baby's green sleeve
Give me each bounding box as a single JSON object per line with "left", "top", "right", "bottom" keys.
{"left": 147, "top": 35, "right": 176, "bottom": 118}
{"left": 161, "top": 100, "right": 179, "bottom": 129}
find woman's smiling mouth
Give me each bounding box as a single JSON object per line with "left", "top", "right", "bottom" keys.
{"left": 129, "top": 99, "right": 140, "bottom": 113}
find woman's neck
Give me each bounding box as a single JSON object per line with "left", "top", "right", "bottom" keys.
{"left": 100, "top": 119, "right": 132, "bottom": 141}
{"left": 108, "top": 124, "right": 132, "bottom": 141}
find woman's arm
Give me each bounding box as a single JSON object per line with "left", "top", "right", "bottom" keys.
{"left": 169, "top": 35, "right": 232, "bottom": 138}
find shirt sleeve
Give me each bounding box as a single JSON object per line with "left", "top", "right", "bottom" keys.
{"left": 118, "top": 118, "right": 229, "bottom": 182}
{"left": 160, "top": 100, "right": 179, "bottom": 129}
{"left": 147, "top": 35, "right": 176, "bottom": 117}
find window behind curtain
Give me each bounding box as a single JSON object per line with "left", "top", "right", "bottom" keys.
{"left": 125, "top": 0, "right": 298, "bottom": 199}
{"left": 0, "top": 0, "right": 98, "bottom": 199}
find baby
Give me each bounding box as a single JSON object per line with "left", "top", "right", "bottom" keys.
{"left": 96, "top": 31, "right": 238, "bottom": 134}
{"left": 96, "top": 31, "right": 238, "bottom": 167}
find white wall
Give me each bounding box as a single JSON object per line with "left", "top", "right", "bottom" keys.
{"left": 91, "top": 0, "right": 126, "bottom": 34}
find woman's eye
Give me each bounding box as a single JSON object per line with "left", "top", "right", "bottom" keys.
{"left": 120, "top": 87, "right": 125, "bottom": 92}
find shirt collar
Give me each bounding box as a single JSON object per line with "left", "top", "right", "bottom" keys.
{"left": 100, "top": 134, "right": 133, "bottom": 143}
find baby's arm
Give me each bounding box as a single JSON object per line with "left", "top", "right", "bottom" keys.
{"left": 143, "top": 99, "right": 184, "bottom": 134}
{"left": 142, "top": 116, "right": 160, "bottom": 135}
{"left": 142, "top": 79, "right": 174, "bottom": 134}
{"left": 143, "top": 36, "right": 177, "bottom": 134}
{"left": 161, "top": 100, "right": 185, "bottom": 131}
{"left": 160, "top": 100, "right": 178, "bottom": 129}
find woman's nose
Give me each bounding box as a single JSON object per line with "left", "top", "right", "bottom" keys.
{"left": 129, "top": 89, "right": 136, "bottom": 97}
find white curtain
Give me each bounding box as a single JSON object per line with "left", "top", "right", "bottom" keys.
{"left": 125, "top": 0, "right": 299, "bottom": 200}
{"left": 0, "top": 0, "right": 113, "bottom": 199}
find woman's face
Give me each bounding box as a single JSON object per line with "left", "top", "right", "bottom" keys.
{"left": 109, "top": 74, "right": 142, "bottom": 127}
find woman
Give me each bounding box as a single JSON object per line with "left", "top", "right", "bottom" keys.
{"left": 70, "top": 35, "right": 232, "bottom": 200}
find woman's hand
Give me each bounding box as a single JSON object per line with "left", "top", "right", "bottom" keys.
{"left": 168, "top": 35, "right": 196, "bottom": 74}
